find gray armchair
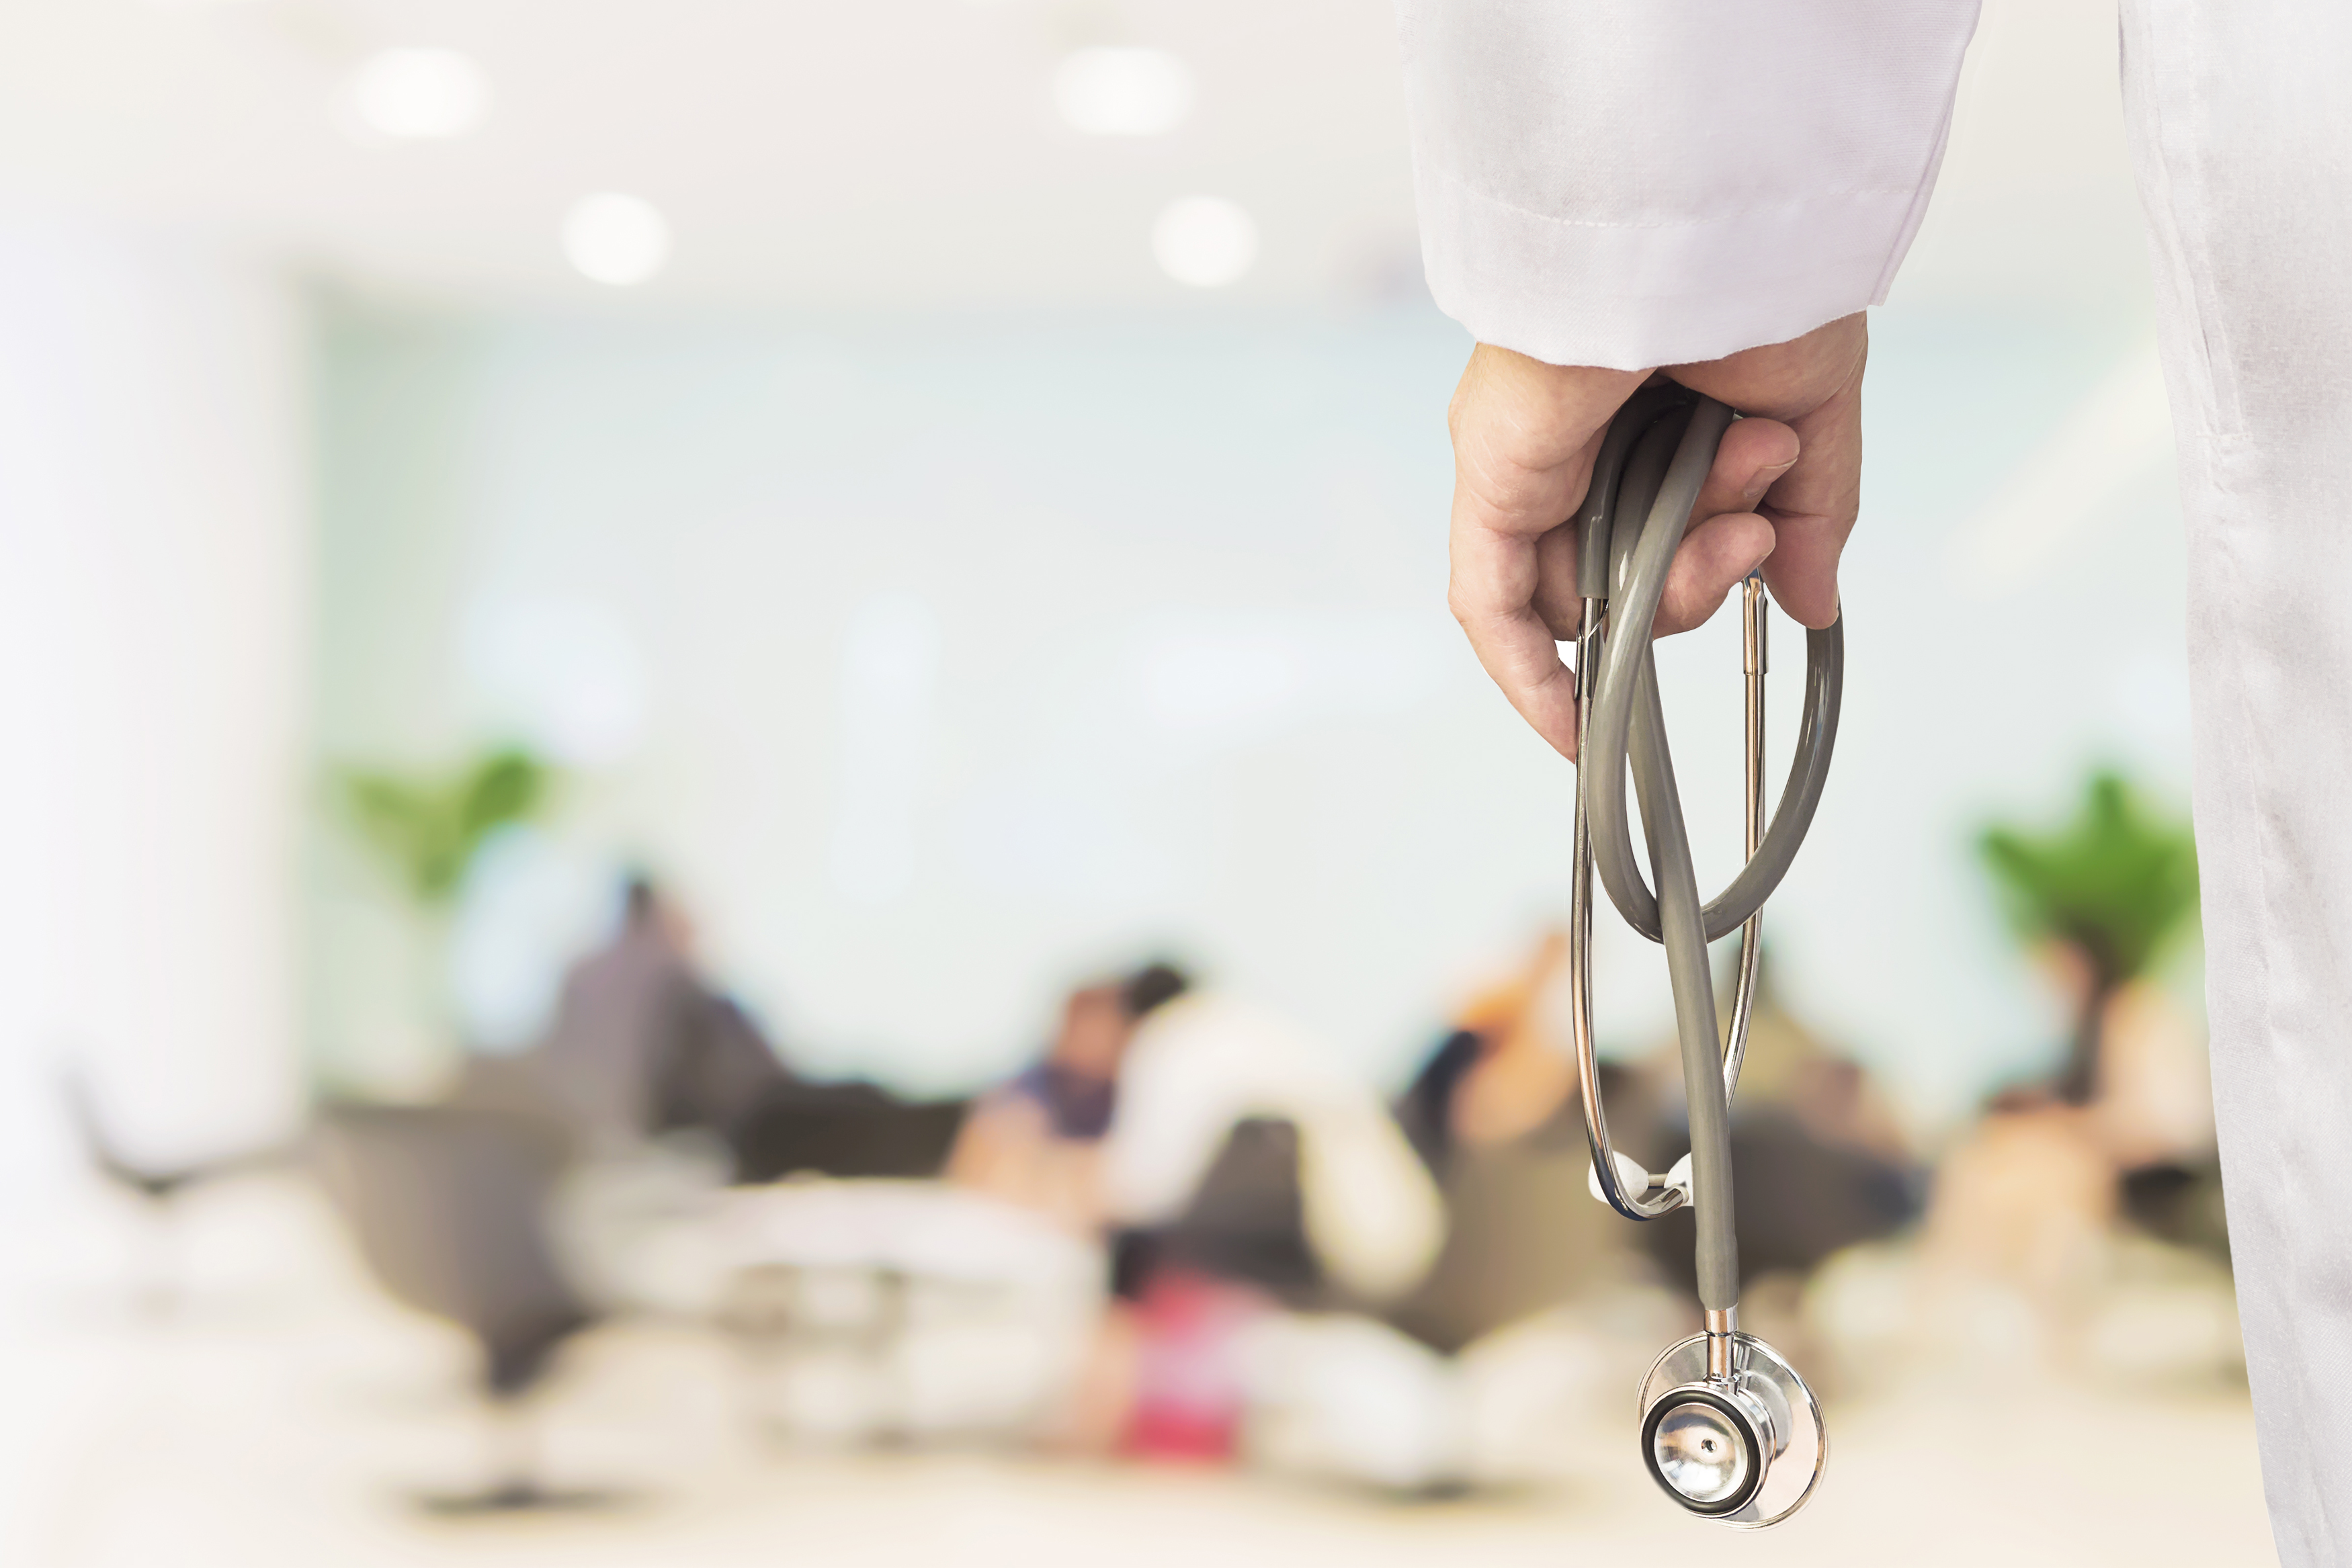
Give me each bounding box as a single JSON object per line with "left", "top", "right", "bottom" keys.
{"left": 314, "top": 1102, "right": 613, "bottom": 1513}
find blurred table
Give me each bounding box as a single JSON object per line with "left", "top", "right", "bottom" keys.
{"left": 714, "top": 1179, "right": 1105, "bottom": 1444}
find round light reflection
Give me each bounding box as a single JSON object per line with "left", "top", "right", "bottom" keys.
{"left": 347, "top": 48, "right": 490, "bottom": 141}
{"left": 1054, "top": 47, "right": 1193, "bottom": 136}
{"left": 562, "top": 193, "right": 672, "bottom": 287}
{"left": 1152, "top": 196, "right": 1257, "bottom": 288}
{"left": 1653, "top": 1401, "right": 1752, "bottom": 1505}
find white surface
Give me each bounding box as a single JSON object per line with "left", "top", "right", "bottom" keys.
{"left": 0, "top": 220, "right": 307, "bottom": 1188}
{"left": 1054, "top": 49, "right": 1194, "bottom": 139}
{"left": 561, "top": 193, "right": 670, "bottom": 288}
{"left": 2117, "top": 3, "right": 2352, "bottom": 1560}
{"left": 1151, "top": 197, "right": 1257, "bottom": 288}
{"left": 344, "top": 48, "right": 490, "bottom": 143}
{"left": 720, "top": 1180, "right": 1098, "bottom": 1286}
{"left": 1400, "top": 0, "right": 1980, "bottom": 367}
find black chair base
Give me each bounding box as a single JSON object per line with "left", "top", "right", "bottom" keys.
{"left": 411, "top": 1481, "right": 630, "bottom": 1516}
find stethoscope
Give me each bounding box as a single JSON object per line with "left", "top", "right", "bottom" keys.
{"left": 1566, "top": 386, "right": 1843, "bottom": 1526}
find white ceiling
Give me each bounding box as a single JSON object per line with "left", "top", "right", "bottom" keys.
{"left": 0, "top": 0, "right": 1418, "bottom": 306}
{"left": 0, "top": 0, "right": 2146, "bottom": 312}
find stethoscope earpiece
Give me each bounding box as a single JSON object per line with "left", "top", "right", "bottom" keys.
{"left": 1568, "top": 391, "right": 1843, "bottom": 1528}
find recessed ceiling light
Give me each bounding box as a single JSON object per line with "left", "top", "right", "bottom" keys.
{"left": 562, "top": 193, "right": 672, "bottom": 287}
{"left": 1054, "top": 47, "right": 1193, "bottom": 137}
{"left": 1152, "top": 196, "right": 1257, "bottom": 288}
{"left": 346, "top": 48, "right": 491, "bottom": 142}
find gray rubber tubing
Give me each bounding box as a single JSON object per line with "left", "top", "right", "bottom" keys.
{"left": 1574, "top": 391, "right": 1845, "bottom": 1313}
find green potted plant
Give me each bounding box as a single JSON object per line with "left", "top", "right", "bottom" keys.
{"left": 1976, "top": 769, "right": 2199, "bottom": 1104}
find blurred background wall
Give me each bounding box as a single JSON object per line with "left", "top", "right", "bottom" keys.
{"left": 306, "top": 296, "right": 2191, "bottom": 1122}
{"left": 0, "top": 0, "right": 2197, "bottom": 1148}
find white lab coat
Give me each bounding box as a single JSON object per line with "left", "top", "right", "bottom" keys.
{"left": 1403, "top": 4, "right": 2352, "bottom": 1561}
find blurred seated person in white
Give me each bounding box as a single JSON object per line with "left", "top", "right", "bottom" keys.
{"left": 950, "top": 963, "right": 1191, "bottom": 1231}
{"left": 532, "top": 873, "right": 786, "bottom": 1156}
{"left": 1039, "top": 981, "right": 1445, "bottom": 1454}
{"left": 1100, "top": 986, "right": 1443, "bottom": 1314}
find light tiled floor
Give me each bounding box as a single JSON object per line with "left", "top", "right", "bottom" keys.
{"left": 0, "top": 1177, "right": 2278, "bottom": 1568}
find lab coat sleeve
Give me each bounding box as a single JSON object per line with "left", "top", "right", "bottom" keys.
{"left": 1398, "top": 1, "right": 1982, "bottom": 369}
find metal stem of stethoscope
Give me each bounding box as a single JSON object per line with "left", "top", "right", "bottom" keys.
{"left": 1566, "top": 388, "right": 1842, "bottom": 1528}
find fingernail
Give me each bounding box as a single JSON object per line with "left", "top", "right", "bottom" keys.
{"left": 1741, "top": 459, "right": 1797, "bottom": 509}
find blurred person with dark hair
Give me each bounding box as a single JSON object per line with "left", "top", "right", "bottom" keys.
{"left": 948, "top": 961, "right": 1192, "bottom": 1231}
{"left": 532, "top": 872, "right": 786, "bottom": 1155}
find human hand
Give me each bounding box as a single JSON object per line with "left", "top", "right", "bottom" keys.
{"left": 1445, "top": 314, "right": 1866, "bottom": 760}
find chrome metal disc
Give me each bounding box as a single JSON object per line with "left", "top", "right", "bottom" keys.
{"left": 1637, "top": 1332, "right": 1825, "bottom": 1527}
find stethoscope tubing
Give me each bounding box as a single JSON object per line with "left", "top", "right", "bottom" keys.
{"left": 1567, "top": 390, "right": 1846, "bottom": 1314}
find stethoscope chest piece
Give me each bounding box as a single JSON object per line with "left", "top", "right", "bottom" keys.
{"left": 1637, "top": 1332, "right": 1825, "bottom": 1527}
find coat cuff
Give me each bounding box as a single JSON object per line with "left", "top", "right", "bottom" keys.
{"left": 1413, "top": 155, "right": 1943, "bottom": 370}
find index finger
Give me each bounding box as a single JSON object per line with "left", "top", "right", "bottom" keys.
{"left": 1445, "top": 352, "right": 1644, "bottom": 758}
{"left": 1449, "top": 511, "right": 1587, "bottom": 756}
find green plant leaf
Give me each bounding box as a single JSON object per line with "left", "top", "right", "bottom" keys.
{"left": 1976, "top": 769, "right": 2199, "bottom": 986}
{"left": 334, "top": 746, "right": 555, "bottom": 907}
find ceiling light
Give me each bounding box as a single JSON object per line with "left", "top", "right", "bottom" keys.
{"left": 1054, "top": 47, "right": 1193, "bottom": 136}
{"left": 346, "top": 48, "right": 491, "bottom": 142}
{"left": 562, "top": 193, "right": 672, "bottom": 287}
{"left": 1152, "top": 196, "right": 1257, "bottom": 288}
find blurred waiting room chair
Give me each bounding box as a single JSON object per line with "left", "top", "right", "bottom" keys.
{"left": 314, "top": 1102, "right": 620, "bottom": 1514}
{"left": 63, "top": 1069, "right": 296, "bottom": 1312}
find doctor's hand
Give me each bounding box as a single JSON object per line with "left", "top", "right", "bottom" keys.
{"left": 1445, "top": 312, "right": 1865, "bottom": 760}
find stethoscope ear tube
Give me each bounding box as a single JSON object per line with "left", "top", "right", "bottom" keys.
{"left": 1583, "top": 402, "right": 1845, "bottom": 946}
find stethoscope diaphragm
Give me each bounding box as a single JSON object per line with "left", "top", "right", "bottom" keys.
{"left": 1636, "top": 1331, "right": 1825, "bottom": 1527}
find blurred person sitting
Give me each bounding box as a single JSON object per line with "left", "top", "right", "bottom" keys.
{"left": 1073, "top": 986, "right": 1444, "bottom": 1458}
{"left": 1103, "top": 986, "right": 1443, "bottom": 1310}
{"left": 948, "top": 962, "right": 1191, "bottom": 1233}
{"left": 1384, "top": 928, "right": 1627, "bottom": 1356}
{"left": 528, "top": 873, "right": 788, "bottom": 1157}
{"left": 1919, "top": 957, "right": 2227, "bottom": 1366}
{"left": 1395, "top": 928, "right": 1577, "bottom": 1175}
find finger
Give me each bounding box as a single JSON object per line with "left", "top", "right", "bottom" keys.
{"left": 1652, "top": 511, "right": 1776, "bottom": 638}
{"left": 1448, "top": 349, "right": 1642, "bottom": 543}
{"left": 1450, "top": 520, "right": 1584, "bottom": 756}
{"left": 1531, "top": 521, "right": 1584, "bottom": 640}
{"left": 1530, "top": 418, "right": 1791, "bottom": 644}
{"left": 1688, "top": 416, "right": 1800, "bottom": 528}
{"left": 1447, "top": 348, "right": 1646, "bottom": 759}
{"left": 1668, "top": 316, "right": 1867, "bottom": 629}
{"left": 1755, "top": 370, "right": 1861, "bottom": 628}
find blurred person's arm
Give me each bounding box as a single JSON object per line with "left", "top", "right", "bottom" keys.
{"left": 948, "top": 1090, "right": 1114, "bottom": 1231}
{"left": 946, "top": 1091, "right": 1051, "bottom": 1195}
{"left": 1401, "top": 3, "right": 1978, "bottom": 756}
